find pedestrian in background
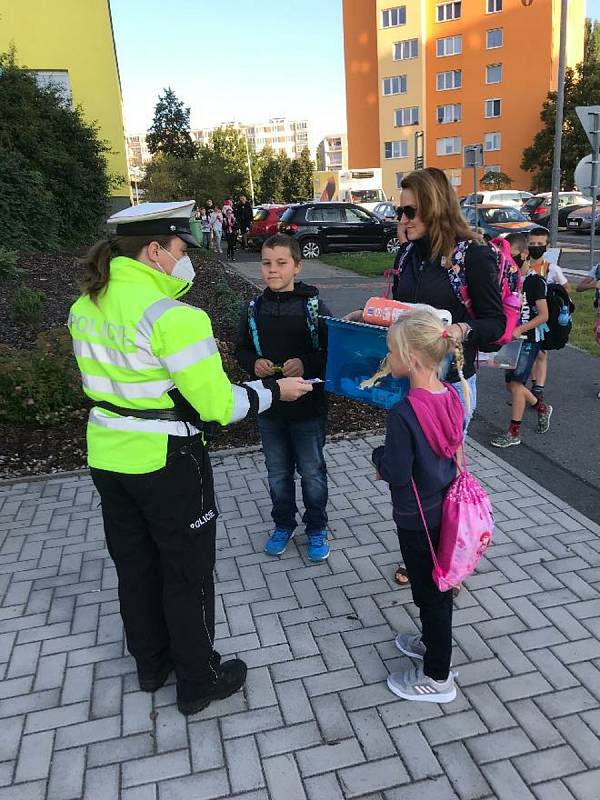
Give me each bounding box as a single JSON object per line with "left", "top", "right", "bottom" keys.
{"left": 223, "top": 207, "right": 238, "bottom": 261}
{"left": 235, "top": 194, "right": 254, "bottom": 249}
{"left": 211, "top": 205, "right": 224, "bottom": 254}
{"left": 198, "top": 207, "right": 211, "bottom": 250}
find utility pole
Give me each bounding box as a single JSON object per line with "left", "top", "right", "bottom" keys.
{"left": 588, "top": 112, "right": 600, "bottom": 271}
{"left": 243, "top": 131, "right": 255, "bottom": 206}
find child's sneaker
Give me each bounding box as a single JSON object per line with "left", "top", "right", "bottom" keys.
{"left": 264, "top": 529, "right": 294, "bottom": 556}
{"left": 490, "top": 431, "right": 521, "bottom": 448}
{"left": 537, "top": 404, "right": 553, "bottom": 434}
{"left": 307, "top": 531, "right": 330, "bottom": 561}
{"left": 387, "top": 664, "right": 456, "bottom": 703}
{"left": 394, "top": 633, "right": 426, "bottom": 660}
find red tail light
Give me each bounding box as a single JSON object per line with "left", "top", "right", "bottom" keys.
{"left": 532, "top": 206, "right": 546, "bottom": 216}
{"left": 279, "top": 223, "right": 298, "bottom": 233}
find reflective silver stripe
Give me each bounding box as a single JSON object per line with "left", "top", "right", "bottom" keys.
{"left": 73, "top": 339, "right": 158, "bottom": 372}
{"left": 229, "top": 385, "right": 251, "bottom": 423}
{"left": 138, "top": 297, "right": 183, "bottom": 341}
{"left": 89, "top": 407, "right": 199, "bottom": 436}
{"left": 244, "top": 380, "right": 273, "bottom": 414}
{"left": 82, "top": 373, "right": 174, "bottom": 399}
{"left": 160, "top": 337, "right": 218, "bottom": 374}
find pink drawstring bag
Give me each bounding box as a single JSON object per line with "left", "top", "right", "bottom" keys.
{"left": 411, "top": 457, "right": 494, "bottom": 592}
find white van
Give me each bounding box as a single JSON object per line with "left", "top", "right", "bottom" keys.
{"left": 463, "top": 190, "right": 533, "bottom": 208}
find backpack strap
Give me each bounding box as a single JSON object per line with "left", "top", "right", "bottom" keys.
{"left": 384, "top": 242, "right": 413, "bottom": 299}
{"left": 410, "top": 478, "right": 440, "bottom": 570}
{"left": 304, "top": 296, "right": 320, "bottom": 350}
{"left": 247, "top": 295, "right": 263, "bottom": 358}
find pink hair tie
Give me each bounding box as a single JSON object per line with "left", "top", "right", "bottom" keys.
{"left": 441, "top": 329, "right": 450, "bottom": 339}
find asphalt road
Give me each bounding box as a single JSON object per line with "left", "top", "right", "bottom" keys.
{"left": 230, "top": 246, "right": 600, "bottom": 520}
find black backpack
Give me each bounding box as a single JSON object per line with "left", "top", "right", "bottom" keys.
{"left": 543, "top": 283, "right": 575, "bottom": 351}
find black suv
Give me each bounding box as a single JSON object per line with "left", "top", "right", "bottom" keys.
{"left": 278, "top": 202, "right": 400, "bottom": 259}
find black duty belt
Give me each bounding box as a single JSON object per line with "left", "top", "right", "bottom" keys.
{"left": 92, "top": 400, "right": 218, "bottom": 438}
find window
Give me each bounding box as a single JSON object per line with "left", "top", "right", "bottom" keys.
{"left": 436, "top": 136, "right": 462, "bottom": 156}
{"left": 393, "top": 38, "right": 418, "bottom": 60}
{"left": 436, "top": 2, "right": 461, "bottom": 22}
{"left": 345, "top": 207, "right": 373, "bottom": 223}
{"left": 395, "top": 106, "right": 419, "bottom": 126}
{"left": 486, "top": 165, "right": 501, "bottom": 173}
{"left": 32, "top": 70, "right": 72, "bottom": 104}
{"left": 437, "top": 103, "right": 462, "bottom": 123}
{"left": 383, "top": 75, "right": 408, "bottom": 95}
{"left": 445, "top": 168, "right": 462, "bottom": 187}
{"left": 306, "top": 207, "right": 342, "bottom": 223}
{"left": 437, "top": 70, "right": 462, "bottom": 90}
{"left": 484, "top": 132, "right": 501, "bottom": 151}
{"left": 384, "top": 140, "right": 409, "bottom": 159}
{"left": 436, "top": 35, "right": 462, "bottom": 56}
{"left": 485, "top": 98, "right": 502, "bottom": 117}
{"left": 487, "top": 0, "right": 502, "bottom": 12}
{"left": 382, "top": 6, "right": 406, "bottom": 27}
{"left": 486, "top": 64, "right": 502, "bottom": 83}
{"left": 487, "top": 28, "right": 503, "bottom": 48}
{"left": 395, "top": 172, "right": 405, "bottom": 189}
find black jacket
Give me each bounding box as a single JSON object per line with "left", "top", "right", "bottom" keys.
{"left": 235, "top": 282, "right": 331, "bottom": 421}
{"left": 392, "top": 237, "right": 505, "bottom": 381}
{"left": 235, "top": 201, "right": 253, "bottom": 232}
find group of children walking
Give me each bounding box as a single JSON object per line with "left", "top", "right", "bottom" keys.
{"left": 196, "top": 201, "right": 238, "bottom": 260}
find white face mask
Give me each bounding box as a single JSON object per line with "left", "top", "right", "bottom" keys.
{"left": 155, "top": 246, "right": 196, "bottom": 283}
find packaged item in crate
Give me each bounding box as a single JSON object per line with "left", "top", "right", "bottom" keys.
{"left": 323, "top": 317, "right": 409, "bottom": 410}
{"left": 477, "top": 339, "right": 523, "bottom": 369}
{"left": 362, "top": 297, "right": 452, "bottom": 328}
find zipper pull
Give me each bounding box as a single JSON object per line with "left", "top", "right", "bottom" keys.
{"left": 419, "top": 260, "right": 424, "bottom": 272}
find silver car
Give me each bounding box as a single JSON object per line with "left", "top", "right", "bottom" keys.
{"left": 566, "top": 204, "right": 600, "bottom": 232}
{"left": 372, "top": 201, "right": 398, "bottom": 221}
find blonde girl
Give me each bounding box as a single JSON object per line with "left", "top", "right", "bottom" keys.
{"left": 372, "top": 309, "right": 467, "bottom": 703}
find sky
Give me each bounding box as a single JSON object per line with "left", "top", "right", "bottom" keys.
{"left": 111, "top": 0, "right": 600, "bottom": 146}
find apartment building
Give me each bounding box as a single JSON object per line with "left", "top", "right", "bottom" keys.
{"left": 343, "top": 0, "right": 584, "bottom": 199}
{"left": 317, "top": 134, "right": 349, "bottom": 170}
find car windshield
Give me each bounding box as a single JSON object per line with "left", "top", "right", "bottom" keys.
{"left": 253, "top": 209, "right": 268, "bottom": 221}
{"left": 350, "top": 190, "right": 383, "bottom": 203}
{"left": 481, "top": 207, "right": 526, "bottom": 223}
{"left": 280, "top": 207, "right": 296, "bottom": 222}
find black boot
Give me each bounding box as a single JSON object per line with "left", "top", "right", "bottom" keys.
{"left": 177, "top": 659, "right": 247, "bottom": 716}
{"left": 138, "top": 660, "right": 173, "bottom": 692}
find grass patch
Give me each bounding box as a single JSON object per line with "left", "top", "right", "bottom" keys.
{"left": 319, "top": 251, "right": 393, "bottom": 277}
{"left": 571, "top": 289, "right": 600, "bottom": 356}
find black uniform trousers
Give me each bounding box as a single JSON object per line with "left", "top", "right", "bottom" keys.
{"left": 397, "top": 524, "right": 453, "bottom": 681}
{"left": 90, "top": 434, "right": 220, "bottom": 702}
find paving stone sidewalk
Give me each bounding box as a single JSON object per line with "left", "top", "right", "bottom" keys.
{"left": 1, "top": 436, "right": 600, "bottom": 800}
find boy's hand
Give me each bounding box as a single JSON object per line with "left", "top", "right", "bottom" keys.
{"left": 282, "top": 358, "right": 304, "bottom": 377}
{"left": 255, "top": 358, "right": 275, "bottom": 378}
{"left": 277, "top": 377, "right": 313, "bottom": 401}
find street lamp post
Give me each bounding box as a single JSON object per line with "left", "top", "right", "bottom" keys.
{"left": 243, "top": 131, "right": 255, "bottom": 207}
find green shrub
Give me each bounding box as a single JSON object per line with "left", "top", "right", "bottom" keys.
{"left": 0, "top": 328, "right": 85, "bottom": 424}
{"left": 0, "top": 247, "right": 21, "bottom": 279}
{"left": 214, "top": 279, "right": 244, "bottom": 330}
{"left": 12, "top": 286, "right": 47, "bottom": 324}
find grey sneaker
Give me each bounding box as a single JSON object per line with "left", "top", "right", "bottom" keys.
{"left": 490, "top": 431, "right": 521, "bottom": 448}
{"left": 537, "top": 404, "right": 553, "bottom": 434}
{"left": 394, "top": 633, "right": 425, "bottom": 660}
{"left": 387, "top": 664, "right": 457, "bottom": 704}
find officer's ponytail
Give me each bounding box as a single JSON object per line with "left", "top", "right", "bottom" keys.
{"left": 80, "top": 235, "right": 175, "bottom": 305}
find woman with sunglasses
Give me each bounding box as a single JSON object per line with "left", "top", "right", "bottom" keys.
{"left": 349, "top": 168, "right": 505, "bottom": 587}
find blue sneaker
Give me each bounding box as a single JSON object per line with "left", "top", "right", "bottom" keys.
{"left": 264, "top": 529, "right": 294, "bottom": 556}
{"left": 307, "top": 531, "right": 330, "bottom": 562}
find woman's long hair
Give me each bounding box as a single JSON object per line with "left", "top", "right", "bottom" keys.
{"left": 79, "top": 235, "right": 175, "bottom": 305}
{"left": 400, "top": 168, "right": 481, "bottom": 263}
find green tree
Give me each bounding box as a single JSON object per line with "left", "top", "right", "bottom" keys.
{"left": 521, "top": 60, "right": 600, "bottom": 192}
{"left": 284, "top": 147, "right": 314, "bottom": 202}
{"left": 259, "top": 150, "right": 291, "bottom": 202}
{"left": 140, "top": 150, "right": 230, "bottom": 205}
{"left": 146, "top": 87, "right": 196, "bottom": 159}
{"left": 584, "top": 17, "right": 600, "bottom": 65}
{"left": 480, "top": 170, "right": 513, "bottom": 190}
{"left": 316, "top": 146, "right": 325, "bottom": 171}
{"left": 0, "top": 48, "right": 115, "bottom": 250}
{"left": 208, "top": 125, "right": 255, "bottom": 198}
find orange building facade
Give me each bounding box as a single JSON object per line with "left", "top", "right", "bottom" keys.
{"left": 342, "top": 0, "right": 585, "bottom": 199}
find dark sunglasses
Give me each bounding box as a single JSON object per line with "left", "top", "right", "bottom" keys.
{"left": 396, "top": 205, "right": 417, "bottom": 221}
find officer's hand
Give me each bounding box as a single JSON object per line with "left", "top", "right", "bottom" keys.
{"left": 282, "top": 358, "right": 304, "bottom": 377}
{"left": 344, "top": 309, "right": 363, "bottom": 322}
{"left": 277, "top": 377, "right": 313, "bottom": 401}
{"left": 255, "top": 358, "right": 275, "bottom": 378}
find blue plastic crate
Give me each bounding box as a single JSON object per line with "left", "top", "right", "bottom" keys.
{"left": 323, "top": 317, "right": 409, "bottom": 410}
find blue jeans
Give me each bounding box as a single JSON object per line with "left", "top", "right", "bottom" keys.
{"left": 450, "top": 374, "right": 477, "bottom": 433}
{"left": 258, "top": 416, "right": 328, "bottom": 534}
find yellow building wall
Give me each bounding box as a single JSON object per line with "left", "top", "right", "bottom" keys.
{"left": 0, "top": 0, "right": 130, "bottom": 207}
{"left": 376, "top": 0, "right": 425, "bottom": 200}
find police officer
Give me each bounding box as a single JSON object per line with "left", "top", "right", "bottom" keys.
{"left": 69, "top": 201, "right": 312, "bottom": 716}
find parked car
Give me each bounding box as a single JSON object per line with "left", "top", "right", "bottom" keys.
{"left": 565, "top": 204, "right": 600, "bottom": 233}
{"left": 278, "top": 202, "right": 400, "bottom": 259}
{"left": 248, "top": 205, "right": 289, "bottom": 249}
{"left": 463, "top": 190, "right": 533, "bottom": 209}
{"left": 462, "top": 204, "right": 544, "bottom": 238}
{"left": 521, "top": 192, "right": 592, "bottom": 227}
{"left": 372, "top": 201, "right": 398, "bottom": 221}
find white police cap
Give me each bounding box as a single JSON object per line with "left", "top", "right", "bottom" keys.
{"left": 107, "top": 201, "right": 198, "bottom": 245}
